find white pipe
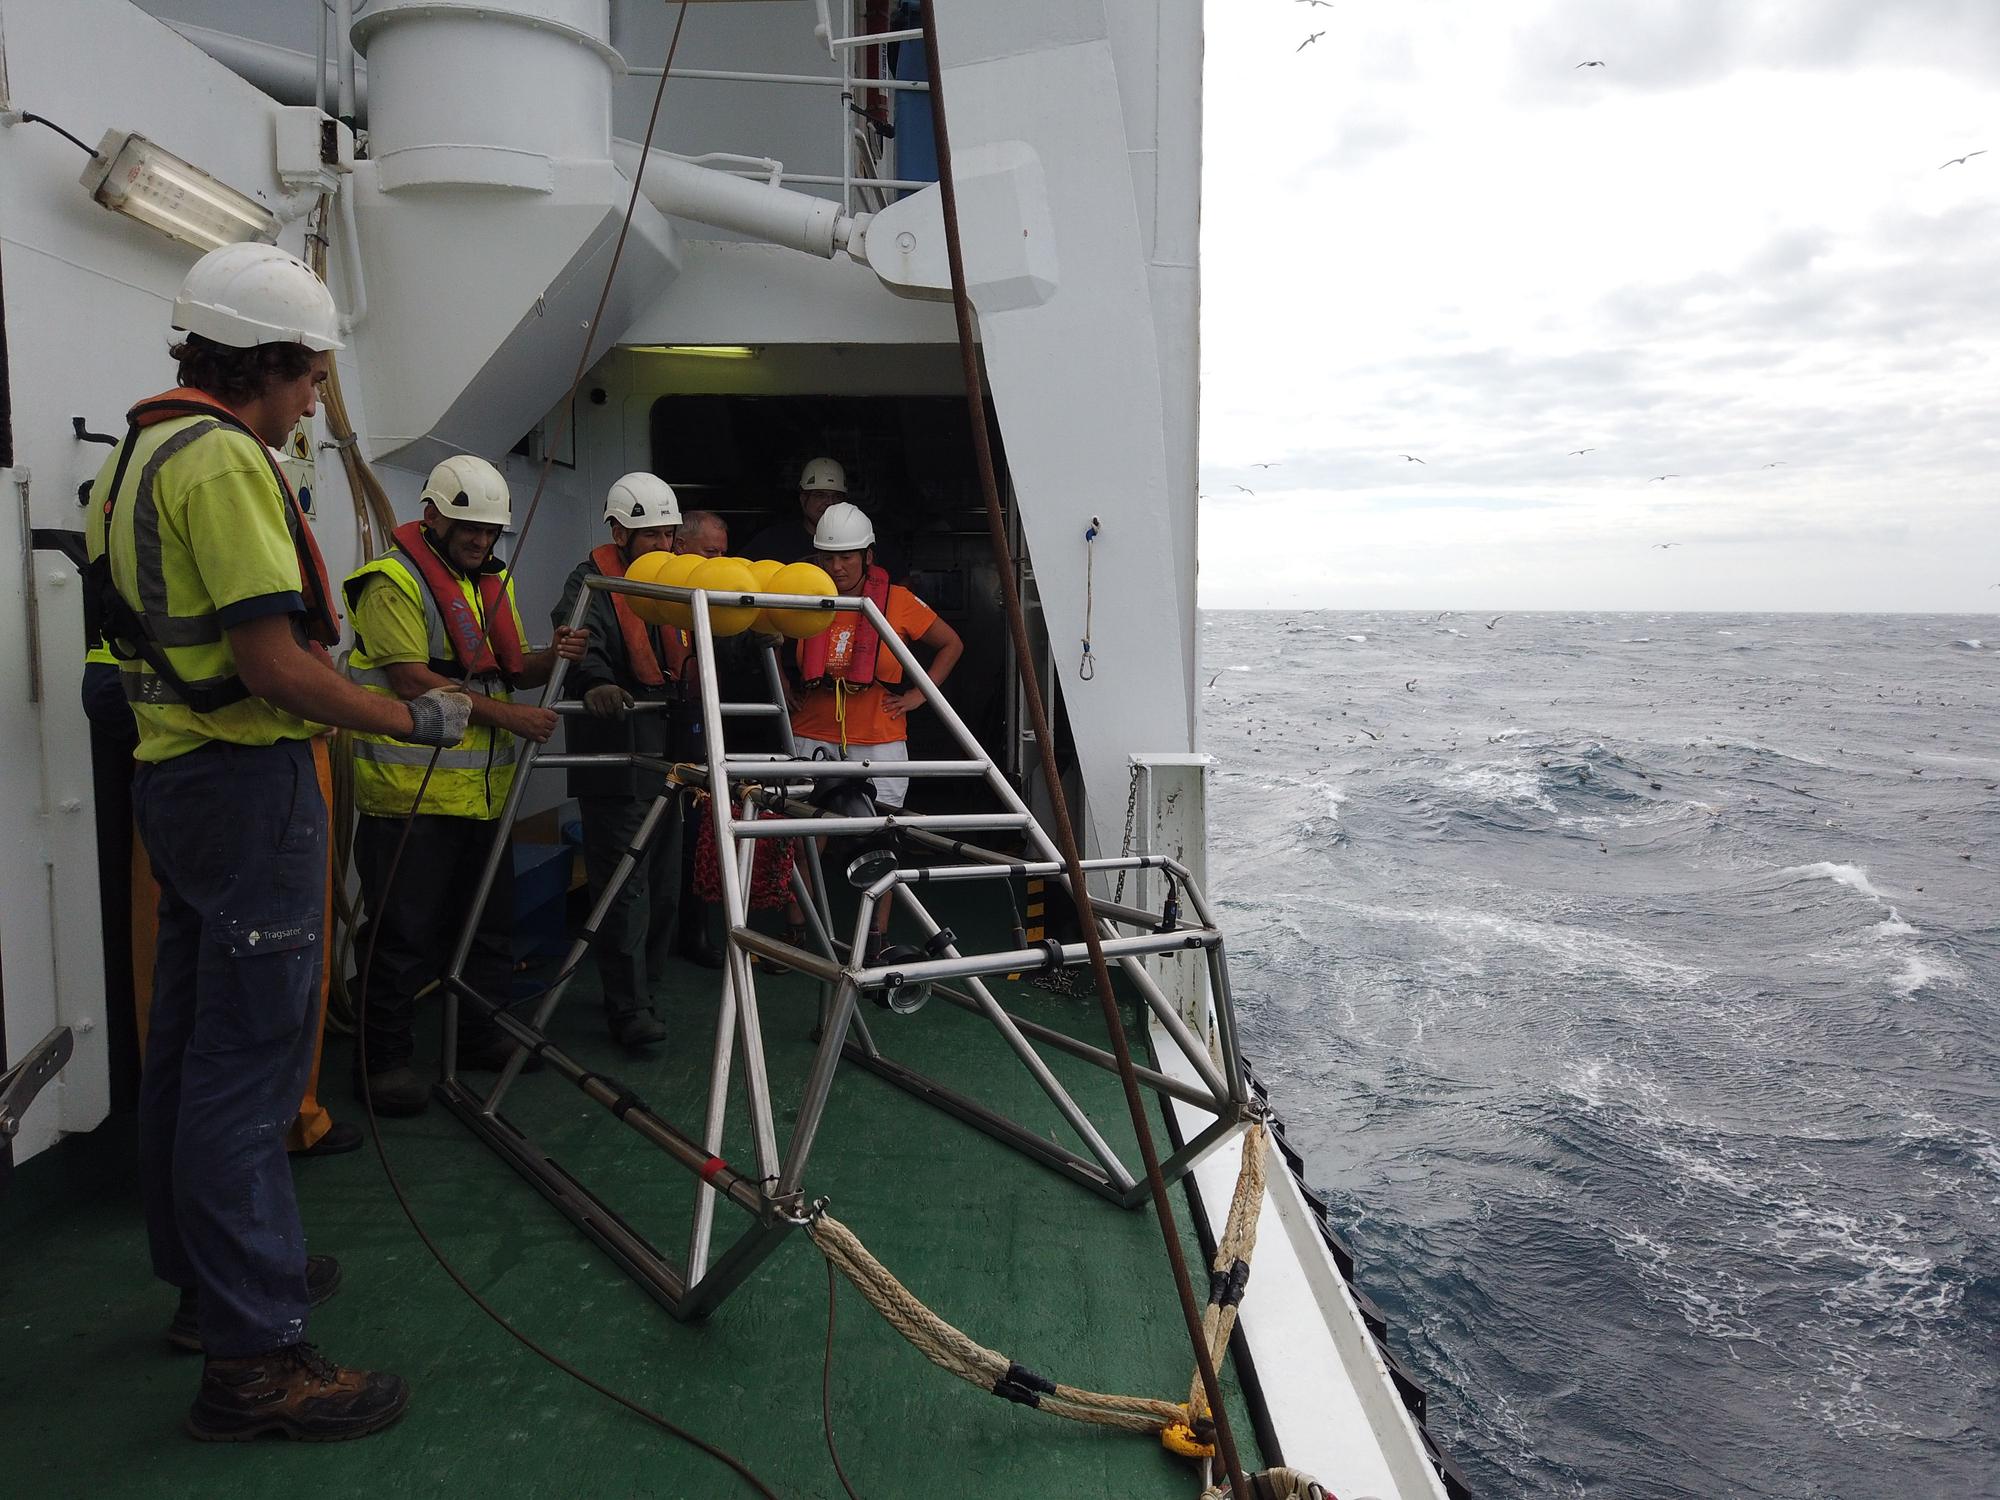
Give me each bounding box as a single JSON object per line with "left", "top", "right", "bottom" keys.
{"left": 838, "top": 0, "right": 852, "bottom": 215}
{"left": 336, "top": 175, "right": 368, "bottom": 331}
{"left": 609, "top": 138, "right": 855, "bottom": 259}
{"left": 336, "top": 0, "right": 356, "bottom": 122}
{"left": 166, "top": 21, "right": 368, "bottom": 115}
{"left": 313, "top": 0, "right": 328, "bottom": 114}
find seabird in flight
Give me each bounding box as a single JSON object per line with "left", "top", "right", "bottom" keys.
{"left": 1251, "top": 462, "right": 1281, "bottom": 469}
{"left": 1297, "top": 31, "right": 1325, "bottom": 51}
{"left": 1231, "top": 483, "right": 1255, "bottom": 494}
{"left": 1400, "top": 454, "right": 1426, "bottom": 464}
{"left": 1576, "top": 60, "right": 1605, "bottom": 68}
{"left": 1568, "top": 448, "right": 1595, "bottom": 455}
{"left": 1651, "top": 474, "right": 1678, "bottom": 481}
{"left": 1652, "top": 542, "right": 1679, "bottom": 549}
{"left": 1939, "top": 150, "right": 1987, "bottom": 168}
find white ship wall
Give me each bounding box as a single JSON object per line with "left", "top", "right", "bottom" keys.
{"left": 922, "top": 0, "right": 1197, "bottom": 846}
{"left": 0, "top": 0, "right": 355, "bottom": 1156}
{"left": 0, "top": 0, "right": 602, "bottom": 1154}
{"left": 3, "top": 0, "right": 1204, "bottom": 1157}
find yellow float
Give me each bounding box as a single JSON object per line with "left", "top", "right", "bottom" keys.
{"left": 688, "top": 556, "right": 762, "bottom": 636}
{"left": 766, "top": 561, "right": 837, "bottom": 640}
{"left": 620, "top": 549, "right": 694, "bottom": 626}
{"left": 746, "top": 558, "right": 786, "bottom": 634}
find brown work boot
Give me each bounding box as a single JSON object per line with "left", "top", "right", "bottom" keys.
{"left": 186, "top": 1342, "right": 409, "bottom": 1442}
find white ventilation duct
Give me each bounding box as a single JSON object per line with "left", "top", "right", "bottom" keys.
{"left": 608, "top": 139, "right": 855, "bottom": 260}
{"left": 342, "top": 0, "right": 677, "bottom": 465}
{"left": 354, "top": 0, "right": 619, "bottom": 192}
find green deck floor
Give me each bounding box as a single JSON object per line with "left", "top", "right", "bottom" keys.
{"left": 0, "top": 899, "right": 1259, "bottom": 1498}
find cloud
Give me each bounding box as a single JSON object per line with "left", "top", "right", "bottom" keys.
{"left": 1506, "top": 0, "right": 2000, "bottom": 99}
{"left": 1199, "top": 2, "right": 2000, "bottom": 609}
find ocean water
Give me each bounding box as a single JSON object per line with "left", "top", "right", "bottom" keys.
{"left": 1201, "top": 612, "right": 1998, "bottom": 1500}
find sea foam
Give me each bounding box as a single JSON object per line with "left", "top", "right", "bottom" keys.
{"left": 1781, "top": 862, "right": 1889, "bottom": 902}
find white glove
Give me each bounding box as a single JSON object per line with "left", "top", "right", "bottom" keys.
{"left": 404, "top": 686, "right": 472, "bottom": 746}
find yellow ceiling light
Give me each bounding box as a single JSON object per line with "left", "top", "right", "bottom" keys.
{"left": 629, "top": 344, "right": 760, "bottom": 359}
{"left": 80, "top": 130, "right": 278, "bottom": 252}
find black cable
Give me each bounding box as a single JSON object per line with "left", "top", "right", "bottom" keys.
{"left": 822, "top": 1260, "right": 866, "bottom": 1500}
{"left": 338, "top": 6, "right": 780, "bottom": 1495}
{"left": 353, "top": 760, "right": 776, "bottom": 1500}
{"left": 17, "top": 112, "right": 99, "bottom": 158}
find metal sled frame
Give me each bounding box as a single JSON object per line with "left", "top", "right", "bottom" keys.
{"left": 434, "top": 572, "right": 1253, "bottom": 1320}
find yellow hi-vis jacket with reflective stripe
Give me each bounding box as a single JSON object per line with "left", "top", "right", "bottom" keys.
{"left": 84, "top": 413, "right": 322, "bottom": 762}
{"left": 342, "top": 549, "right": 525, "bottom": 820}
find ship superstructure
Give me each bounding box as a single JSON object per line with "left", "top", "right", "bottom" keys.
{"left": 0, "top": 2, "right": 1459, "bottom": 1493}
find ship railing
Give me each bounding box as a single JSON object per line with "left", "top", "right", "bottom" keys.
{"left": 624, "top": 0, "right": 932, "bottom": 213}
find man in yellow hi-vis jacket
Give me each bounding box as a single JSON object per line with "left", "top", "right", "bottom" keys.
{"left": 343, "top": 455, "right": 585, "bottom": 1115}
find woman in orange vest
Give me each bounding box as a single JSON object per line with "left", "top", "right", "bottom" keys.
{"left": 785, "top": 502, "right": 961, "bottom": 961}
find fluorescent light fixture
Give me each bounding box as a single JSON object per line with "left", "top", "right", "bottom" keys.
{"left": 80, "top": 131, "right": 278, "bottom": 252}
{"left": 628, "top": 344, "right": 760, "bottom": 359}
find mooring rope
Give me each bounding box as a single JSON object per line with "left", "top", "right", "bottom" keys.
{"left": 1187, "top": 1123, "right": 1268, "bottom": 1431}
{"left": 810, "top": 1124, "right": 1324, "bottom": 1498}
{"left": 809, "top": 1211, "right": 1185, "bottom": 1433}
{"left": 1198, "top": 1469, "right": 1329, "bottom": 1500}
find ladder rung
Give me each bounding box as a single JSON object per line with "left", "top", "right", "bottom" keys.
{"left": 728, "top": 812, "right": 1031, "bottom": 838}
{"left": 722, "top": 759, "right": 988, "bottom": 781}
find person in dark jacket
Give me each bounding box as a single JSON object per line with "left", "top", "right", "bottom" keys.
{"left": 552, "top": 473, "right": 687, "bottom": 1050}
{"left": 747, "top": 456, "right": 845, "bottom": 564}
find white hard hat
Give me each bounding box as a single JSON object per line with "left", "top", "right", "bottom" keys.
{"left": 172, "top": 242, "right": 343, "bottom": 352}
{"left": 812, "top": 501, "right": 874, "bottom": 552}
{"left": 604, "top": 472, "right": 682, "bottom": 529}
{"left": 421, "top": 455, "right": 512, "bottom": 528}
{"left": 799, "top": 457, "right": 846, "bottom": 494}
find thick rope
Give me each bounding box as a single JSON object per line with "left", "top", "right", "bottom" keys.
{"left": 808, "top": 1125, "right": 1297, "bottom": 1448}
{"left": 1198, "top": 1469, "right": 1329, "bottom": 1500}
{"left": 809, "top": 1213, "right": 1185, "bottom": 1434}
{"left": 1189, "top": 1123, "right": 1268, "bottom": 1426}
{"left": 811, "top": 1126, "right": 1330, "bottom": 1500}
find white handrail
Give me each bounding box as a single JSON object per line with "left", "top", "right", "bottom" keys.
{"left": 830, "top": 27, "right": 920, "bottom": 49}
{"left": 622, "top": 66, "right": 927, "bottom": 92}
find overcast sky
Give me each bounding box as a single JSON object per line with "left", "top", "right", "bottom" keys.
{"left": 1198, "top": 0, "right": 2000, "bottom": 612}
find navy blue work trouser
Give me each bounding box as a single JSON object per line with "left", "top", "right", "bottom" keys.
{"left": 352, "top": 812, "right": 508, "bottom": 1074}
{"left": 133, "top": 738, "right": 325, "bottom": 1357}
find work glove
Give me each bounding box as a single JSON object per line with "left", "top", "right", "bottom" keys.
{"left": 404, "top": 685, "right": 473, "bottom": 747}
{"left": 584, "top": 683, "right": 634, "bottom": 719}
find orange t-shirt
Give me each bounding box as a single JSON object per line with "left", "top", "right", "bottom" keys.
{"left": 791, "top": 584, "right": 938, "bottom": 746}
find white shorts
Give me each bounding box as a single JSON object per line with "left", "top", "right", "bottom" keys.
{"left": 791, "top": 736, "right": 911, "bottom": 808}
